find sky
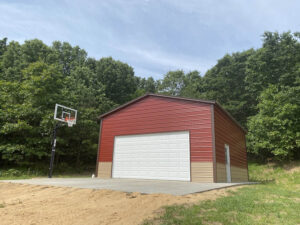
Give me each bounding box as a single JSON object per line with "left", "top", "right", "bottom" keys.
{"left": 0, "top": 0, "right": 299, "bottom": 79}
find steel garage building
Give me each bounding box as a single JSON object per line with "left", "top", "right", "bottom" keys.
{"left": 96, "top": 94, "right": 248, "bottom": 183}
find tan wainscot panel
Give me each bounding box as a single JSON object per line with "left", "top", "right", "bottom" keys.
{"left": 231, "top": 166, "right": 248, "bottom": 182}
{"left": 191, "top": 162, "right": 214, "bottom": 182}
{"left": 97, "top": 162, "right": 112, "bottom": 178}
{"left": 216, "top": 163, "right": 227, "bottom": 182}
{"left": 216, "top": 163, "right": 248, "bottom": 182}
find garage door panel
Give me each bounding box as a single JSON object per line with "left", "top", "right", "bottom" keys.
{"left": 115, "top": 171, "right": 190, "bottom": 177}
{"left": 115, "top": 151, "right": 189, "bottom": 156}
{"left": 112, "top": 131, "right": 190, "bottom": 181}
{"left": 115, "top": 168, "right": 190, "bottom": 173}
{"left": 115, "top": 163, "right": 190, "bottom": 170}
{"left": 116, "top": 143, "right": 189, "bottom": 149}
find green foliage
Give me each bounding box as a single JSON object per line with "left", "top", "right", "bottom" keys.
{"left": 0, "top": 61, "right": 65, "bottom": 162}
{"left": 158, "top": 70, "right": 202, "bottom": 98}
{"left": 0, "top": 168, "right": 45, "bottom": 179}
{"left": 0, "top": 38, "right": 7, "bottom": 56}
{"left": 0, "top": 165, "right": 93, "bottom": 179}
{"left": 0, "top": 39, "right": 124, "bottom": 168}
{"left": 1, "top": 31, "right": 299, "bottom": 167}
{"left": 138, "top": 77, "right": 158, "bottom": 93}
{"left": 144, "top": 162, "right": 300, "bottom": 225}
{"left": 158, "top": 31, "right": 300, "bottom": 161}
{"left": 247, "top": 161, "right": 300, "bottom": 182}
{"left": 96, "top": 57, "right": 137, "bottom": 104}
{"left": 129, "top": 76, "right": 159, "bottom": 98}
{"left": 245, "top": 32, "right": 300, "bottom": 116}
{"left": 201, "top": 49, "right": 255, "bottom": 126}
{"left": 247, "top": 84, "right": 300, "bottom": 161}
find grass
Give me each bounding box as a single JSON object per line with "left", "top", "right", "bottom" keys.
{"left": 0, "top": 168, "right": 45, "bottom": 180}
{"left": 144, "top": 161, "right": 300, "bottom": 225}
{"left": 0, "top": 167, "right": 92, "bottom": 180}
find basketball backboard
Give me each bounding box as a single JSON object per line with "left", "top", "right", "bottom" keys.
{"left": 54, "top": 104, "right": 77, "bottom": 127}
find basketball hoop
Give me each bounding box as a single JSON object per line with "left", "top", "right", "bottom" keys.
{"left": 49, "top": 104, "right": 78, "bottom": 178}
{"left": 54, "top": 104, "right": 77, "bottom": 126}
{"left": 65, "top": 117, "right": 75, "bottom": 127}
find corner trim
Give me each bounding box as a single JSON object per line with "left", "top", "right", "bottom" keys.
{"left": 95, "top": 119, "right": 103, "bottom": 177}
{"left": 189, "top": 130, "right": 192, "bottom": 182}
{"left": 211, "top": 105, "right": 217, "bottom": 183}
{"left": 244, "top": 136, "right": 250, "bottom": 181}
{"left": 111, "top": 136, "right": 116, "bottom": 178}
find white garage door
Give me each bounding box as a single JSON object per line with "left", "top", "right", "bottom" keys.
{"left": 112, "top": 131, "right": 190, "bottom": 181}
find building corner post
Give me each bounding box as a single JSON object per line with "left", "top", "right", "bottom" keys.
{"left": 211, "top": 105, "right": 217, "bottom": 183}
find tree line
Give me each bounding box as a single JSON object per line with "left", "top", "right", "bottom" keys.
{"left": 156, "top": 32, "right": 300, "bottom": 161}
{"left": 0, "top": 31, "right": 299, "bottom": 170}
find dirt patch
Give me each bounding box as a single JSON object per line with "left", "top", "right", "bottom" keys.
{"left": 0, "top": 182, "right": 242, "bottom": 225}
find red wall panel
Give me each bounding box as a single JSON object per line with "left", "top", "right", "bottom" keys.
{"left": 214, "top": 106, "right": 248, "bottom": 168}
{"left": 98, "top": 96, "right": 213, "bottom": 163}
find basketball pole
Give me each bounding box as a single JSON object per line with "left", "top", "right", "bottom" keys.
{"left": 51, "top": 104, "right": 77, "bottom": 178}
{"left": 48, "top": 123, "right": 60, "bottom": 178}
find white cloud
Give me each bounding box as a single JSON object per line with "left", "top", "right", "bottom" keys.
{"left": 115, "top": 45, "right": 213, "bottom": 74}
{"left": 0, "top": 0, "right": 299, "bottom": 78}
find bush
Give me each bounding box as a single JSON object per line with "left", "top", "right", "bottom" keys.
{"left": 247, "top": 84, "right": 300, "bottom": 161}
{"left": 0, "top": 167, "right": 45, "bottom": 178}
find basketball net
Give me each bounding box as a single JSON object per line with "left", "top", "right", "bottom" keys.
{"left": 65, "top": 117, "right": 75, "bottom": 127}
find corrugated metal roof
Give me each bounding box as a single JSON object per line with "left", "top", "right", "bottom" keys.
{"left": 98, "top": 93, "right": 246, "bottom": 133}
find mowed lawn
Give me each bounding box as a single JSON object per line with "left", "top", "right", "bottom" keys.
{"left": 144, "top": 162, "right": 300, "bottom": 225}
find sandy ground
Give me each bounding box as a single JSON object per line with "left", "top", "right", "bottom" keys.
{"left": 0, "top": 182, "right": 241, "bottom": 225}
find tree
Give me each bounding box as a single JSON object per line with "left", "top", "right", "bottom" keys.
{"left": 57, "top": 66, "right": 113, "bottom": 167}
{"left": 180, "top": 71, "right": 203, "bottom": 98}
{"left": 159, "top": 70, "right": 202, "bottom": 98}
{"left": 159, "top": 70, "right": 186, "bottom": 96}
{"left": 139, "top": 76, "right": 157, "bottom": 93}
{"left": 131, "top": 76, "right": 159, "bottom": 98}
{"left": 0, "top": 41, "right": 22, "bottom": 81}
{"left": 247, "top": 83, "right": 300, "bottom": 161}
{"left": 22, "top": 39, "right": 50, "bottom": 64}
{"left": 245, "top": 32, "right": 300, "bottom": 116}
{"left": 1, "top": 31, "right": 299, "bottom": 167}
{"left": 51, "top": 41, "right": 87, "bottom": 76}
{"left": 96, "top": 57, "right": 137, "bottom": 104}
{"left": 201, "top": 50, "right": 255, "bottom": 126}
{"left": 0, "top": 39, "right": 115, "bottom": 168}
{"left": 0, "top": 38, "right": 7, "bottom": 56}
{"left": 0, "top": 62, "right": 64, "bottom": 162}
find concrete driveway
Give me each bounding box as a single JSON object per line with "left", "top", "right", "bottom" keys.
{"left": 1, "top": 178, "right": 251, "bottom": 195}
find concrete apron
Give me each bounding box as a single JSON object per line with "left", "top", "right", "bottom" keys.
{"left": 0, "top": 178, "right": 254, "bottom": 196}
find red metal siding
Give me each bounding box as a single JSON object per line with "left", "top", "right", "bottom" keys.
{"left": 214, "top": 106, "right": 247, "bottom": 168}
{"left": 99, "top": 96, "right": 213, "bottom": 163}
